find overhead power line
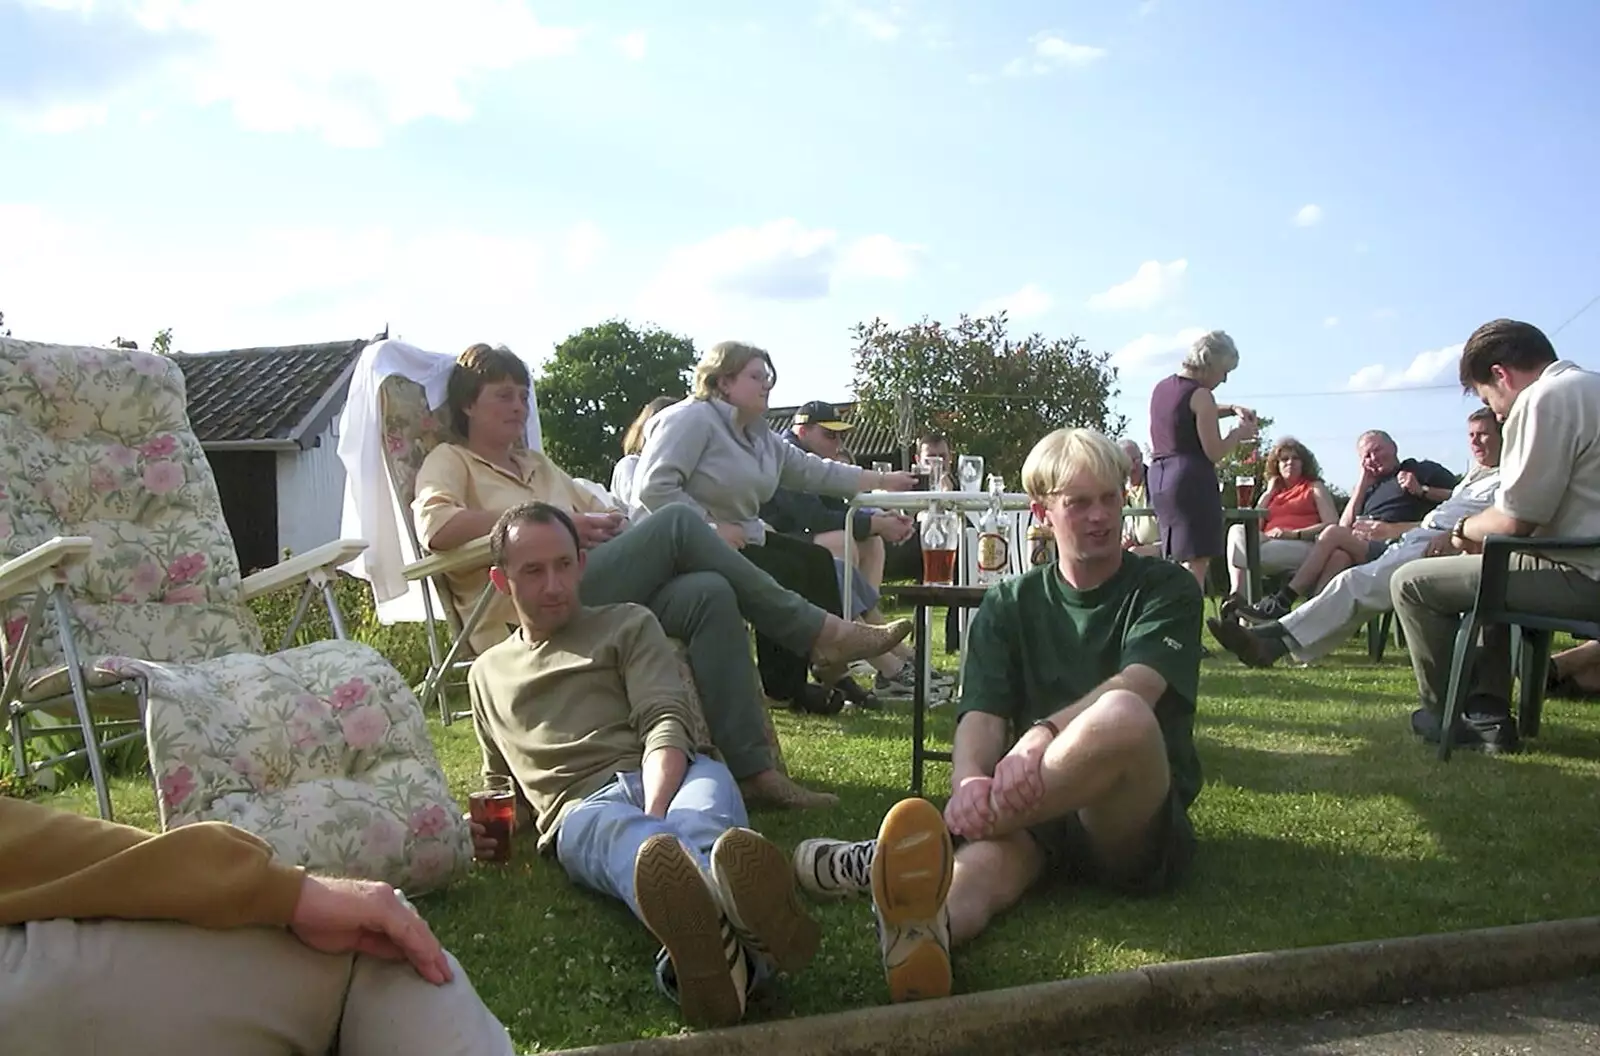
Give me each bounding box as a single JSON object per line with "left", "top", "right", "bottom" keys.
{"left": 910, "top": 382, "right": 1463, "bottom": 402}
{"left": 1552, "top": 290, "right": 1600, "bottom": 336}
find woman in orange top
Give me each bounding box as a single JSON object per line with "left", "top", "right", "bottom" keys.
{"left": 1225, "top": 437, "right": 1338, "bottom": 602}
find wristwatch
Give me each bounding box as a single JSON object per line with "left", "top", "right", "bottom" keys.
{"left": 1451, "top": 516, "right": 1470, "bottom": 543}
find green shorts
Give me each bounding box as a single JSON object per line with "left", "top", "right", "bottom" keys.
{"left": 1024, "top": 786, "right": 1196, "bottom": 897}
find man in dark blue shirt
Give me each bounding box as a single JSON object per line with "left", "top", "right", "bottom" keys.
{"left": 762, "top": 402, "right": 927, "bottom": 699}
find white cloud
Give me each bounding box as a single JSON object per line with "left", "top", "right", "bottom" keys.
{"left": 634, "top": 218, "right": 922, "bottom": 332}
{"left": 1111, "top": 326, "right": 1209, "bottom": 374}
{"left": 14, "top": 102, "right": 109, "bottom": 134}
{"left": 822, "top": 0, "right": 908, "bottom": 41}
{"left": 563, "top": 221, "right": 607, "bottom": 273}
{"left": 1293, "top": 203, "right": 1324, "bottom": 227}
{"left": 1347, "top": 343, "right": 1462, "bottom": 392}
{"left": 8, "top": 0, "right": 582, "bottom": 147}
{"left": 818, "top": 0, "right": 949, "bottom": 48}
{"left": 0, "top": 203, "right": 567, "bottom": 361}
{"left": 1003, "top": 30, "right": 1107, "bottom": 76}
{"left": 1323, "top": 316, "right": 1339, "bottom": 328}
{"left": 978, "top": 283, "right": 1053, "bottom": 320}
{"left": 1088, "top": 258, "right": 1187, "bottom": 312}
{"left": 616, "top": 30, "right": 647, "bottom": 60}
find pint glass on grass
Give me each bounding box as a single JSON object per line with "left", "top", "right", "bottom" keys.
{"left": 469, "top": 774, "right": 517, "bottom": 864}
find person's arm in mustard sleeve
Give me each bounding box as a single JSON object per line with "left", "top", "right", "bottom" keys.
{"left": 414, "top": 444, "right": 500, "bottom": 552}
{"left": 0, "top": 797, "right": 304, "bottom": 929}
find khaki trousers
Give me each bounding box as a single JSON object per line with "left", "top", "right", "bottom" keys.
{"left": 0, "top": 919, "right": 514, "bottom": 1056}
{"left": 1390, "top": 551, "right": 1600, "bottom": 713}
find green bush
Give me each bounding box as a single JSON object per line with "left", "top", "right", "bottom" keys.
{"left": 247, "top": 572, "right": 437, "bottom": 688}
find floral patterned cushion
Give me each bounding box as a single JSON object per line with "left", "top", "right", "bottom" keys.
{"left": 130, "top": 640, "right": 471, "bottom": 894}
{"left": 0, "top": 339, "right": 264, "bottom": 668}
{"left": 2, "top": 340, "right": 468, "bottom": 893}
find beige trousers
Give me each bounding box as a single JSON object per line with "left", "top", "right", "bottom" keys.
{"left": 0, "top": 918, "right": 514, "bottom": 1056}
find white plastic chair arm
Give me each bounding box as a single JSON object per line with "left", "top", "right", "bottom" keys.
{"left": 404, "top": 536, "right": 492, "bottom": 581}
{"left": 240, "top": 539, "right": 370, "bottom": 601}
{"left": 0, "top": 536, "right": 94, "bottom": 603}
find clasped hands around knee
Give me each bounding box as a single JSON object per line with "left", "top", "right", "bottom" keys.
{"left": 944, "top": 724, "right": 1056, "bottom": 840}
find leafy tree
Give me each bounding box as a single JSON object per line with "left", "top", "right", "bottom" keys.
{"left": 536, "top": 319, "right": 698, "bottom": 482}
{"left": 151, "top": 327, "right": 175, "bottom": 356}
{"left": 1215, "top": 414, "right": 1276, "bottom": 508}
{"left": 850, "top": 313, "right": 1125, "bottom": 483}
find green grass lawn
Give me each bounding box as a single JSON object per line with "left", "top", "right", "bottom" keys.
{"left": 35, "top": 614, "right": 1600, "bottom": 1054}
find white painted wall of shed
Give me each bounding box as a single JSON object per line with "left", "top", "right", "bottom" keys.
{"left": 276, "top": 416, "right": 347, "bottom": 558}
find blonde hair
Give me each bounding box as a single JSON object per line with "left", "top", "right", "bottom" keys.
{"left": 1022, "top": 427, "right": 1130, "bottom": 499}
{"left": 622, "top": 395, "right": 677, "bottom": 455}
{"left": 692, "top": 341, "right": 776, "bottom": 401}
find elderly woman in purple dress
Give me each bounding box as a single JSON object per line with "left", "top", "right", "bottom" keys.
{"left": 1147, "top": 330, "right": 1260, "bottom": 589}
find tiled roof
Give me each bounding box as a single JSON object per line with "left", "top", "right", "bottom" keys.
{"left": 175, "top": 339, "right": 367, "bottom": 448}
{"left": 765, "top": 401, "right": 903, "bottom": 462}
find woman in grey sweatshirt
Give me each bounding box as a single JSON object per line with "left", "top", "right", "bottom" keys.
{"left": 634, "top": 341, "right": 915, "bottom": 707}
{"left": 634, "top": 342, "right": 912, "bottom": 547}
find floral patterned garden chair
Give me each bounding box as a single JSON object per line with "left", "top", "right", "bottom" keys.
{"left": 376, "top": 373, "right": 498, "bottom": 722}
{"left": 0, "top": 339, "right": 471, "bottom": 894}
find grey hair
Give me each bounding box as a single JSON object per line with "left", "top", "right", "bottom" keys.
{"left": 1117, "top": 439, "right": 1145, "bottom": 462}
{"left": 1357, "top": 429, "right": 1396, "bottom": 449}
{"left": 1180, "top": 330, "right": 1240, "bottom": 375}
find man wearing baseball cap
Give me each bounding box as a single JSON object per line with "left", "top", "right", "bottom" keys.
{"left": 763, "top": 401, "right": 926, "bottom": 700}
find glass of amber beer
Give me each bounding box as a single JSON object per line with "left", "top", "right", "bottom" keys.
{"left": 919, "top": 506, "right": 960, "bottom": 584}
{"left": 469, "top": 774, "right": 517, "bottom": 864}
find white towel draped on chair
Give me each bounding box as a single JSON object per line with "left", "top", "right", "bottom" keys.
{"left": 335, "top": 339, "right": 542, "bottom": 624}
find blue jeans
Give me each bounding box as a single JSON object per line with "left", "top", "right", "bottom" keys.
{"left": 554, "top": 755, "right": 746, "bottom": 921}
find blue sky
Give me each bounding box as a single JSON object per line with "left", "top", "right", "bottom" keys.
{"left": 3, "top": 0, "right": 1597, "bottom": 487}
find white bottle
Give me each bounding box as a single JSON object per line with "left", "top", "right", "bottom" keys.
{"left": 976, "top": 474, "right": 1010, "bottom": 583}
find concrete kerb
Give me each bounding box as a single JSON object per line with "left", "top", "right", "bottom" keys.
{"left": 548, "top": 917, "right": 1600, "bottom": 1056}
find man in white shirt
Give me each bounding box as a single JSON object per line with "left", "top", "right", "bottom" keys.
{"left": 1119, "top": 440, "right": 1161, "bottom": 557}
{"left": 1391, "top": 319, "right": 1600, "bottom": 754}
{"left": 1209, "top": 409, "right": 1503, "bottom": 668}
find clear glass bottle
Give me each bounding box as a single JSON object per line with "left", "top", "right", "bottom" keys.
{"left": 976, "top": 473, "right": 1010, "bottom": 583}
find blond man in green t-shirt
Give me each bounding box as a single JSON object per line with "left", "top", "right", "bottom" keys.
{"left": 793, "top": 428, "right": 1204, "bottom": 1002}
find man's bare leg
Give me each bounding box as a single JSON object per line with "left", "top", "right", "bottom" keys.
{"left": 1552, "top": 640, "right": 1600, "bottom": 694}
{"left": 948, "top": 690, "right": 1174, "bottom": 945}
{"left": 946, "top": 832, "right": 1043, "bottom": 946}
{"left": 1289, "top": 526, "right": 1368, "bottom": 596}
{"left": 1181, "top": 556, "right": 1210, "bottom": 592}
{"left": 816, "top": 531, "right": 888, "bottom": 586}
{"left": 1309, "top": 549, "right": 1355, "bottom": 595}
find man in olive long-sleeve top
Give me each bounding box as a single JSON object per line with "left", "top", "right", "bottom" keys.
{"left": 465, "top": 500, "right": 822, "bottom": 1029}
{"left": 0, "top": 797, "right": 512, "bottom": 1055}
